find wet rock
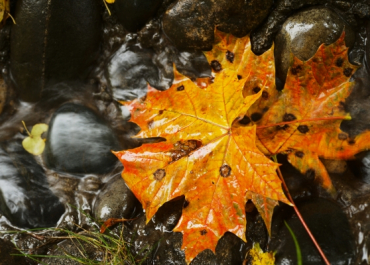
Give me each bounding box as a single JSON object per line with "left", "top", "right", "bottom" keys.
{"left": 93, "top": 174, "right": 141, "bottom": 221}
{"left": 269, "top": 198, "right": 355, "bottom": 264}
{"left": 106, "top": 41, "right": 173, "bottom": 100}
{"left": 114, "top": 0, "right": 164, "bottom": 32}
{"left": 0, "top": 141, "right": 65, "bottom": 228}
{"left": 0, "top": 238, "right": 34, "bottom": 265}
{"left": 341, "top": 65, "right": 370, "bottom": 136}
{"left": 10, "top": 0, "right": 102, "bottom": 102}
{"left": 41, "top": 232, "right": 104, "bottom": 265}
{"left": 44, "top": 103, "right": 121, "bottom": 174}
{"left": 348, "top": 151, "right": 370, "bottom": 184}
{"left": 162, "top": 0, "right": 273, "bottom": 50}
{"left": 274, "top": 7, "right": 355, "bottom": 89}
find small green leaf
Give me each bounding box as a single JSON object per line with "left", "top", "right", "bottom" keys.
{"left": 22, "top": 121, "right": 48, "bottom": 155}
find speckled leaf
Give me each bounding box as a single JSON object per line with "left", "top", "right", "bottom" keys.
{"left": 255, "top": 33, "right": 364, "bottom": 193}
{"left": 116, "top": 68, "right": 290, "bottom": 264}
{"left": 203, "top": 29, "right": 278, "bottom": 118}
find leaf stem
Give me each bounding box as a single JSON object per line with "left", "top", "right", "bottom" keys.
{"left": 257, "top": 116, "right": 349, "bottom": 129}
{"left": 272, "top": 155, "right": 331, "bottom": 265}
{"left": 103, "top": 0, "right": 111, "bottom": 16}
{"left": 21, "top": 120, "right": 31, "bottom": 137}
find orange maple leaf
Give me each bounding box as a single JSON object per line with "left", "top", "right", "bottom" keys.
{"left": 114, "top": 68, "right": 290, "bottom": 263}
{"left": 204, "top": 30, "right": 370, "bottom": 194}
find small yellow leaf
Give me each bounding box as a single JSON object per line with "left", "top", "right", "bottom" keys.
{"left": 22, "top": 122, "right": 49, "bottom": 155}
{"left": 105, "top": 0, "right": 115, "bottom": 3}
{"left": 248, "top": 243, "right": 275, "bottom": 265}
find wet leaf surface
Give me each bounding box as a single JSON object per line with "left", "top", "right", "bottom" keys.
{"left": 115, "top": 68, "right": 289, "bottom": 263}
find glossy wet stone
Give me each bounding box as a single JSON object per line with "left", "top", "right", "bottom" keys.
{"left": 348, "top": 151, "right": 370, "bottom": 184}
{"left": 250, "top": 0, "right": 370, "bottom": 55}
{"left": 93, "top": 174, "right": 141, "bottom": 221}
{"left": 113, "top": 0, "right": 164, "bottom": 32}
{"left": 274, "top": 6, "right": 355, "bottom": 89}
{"left": 162, "top": 0, "right": 273, "bottom": 50}
{"left": 341, "top": 65, "right": 370, "bottom": 137}
{"left": 269, "top": 198, "right": 355, "bottom": 264}
{"left": 44, "top": 103, "right": 121, "bottom": 174}
{"left": 0, "top": 141, "right": 65, "bottom": 228}
{"left": 10, "top": 0, "right": 102, "bottom": 102}
{"left": 106, "top": 32, "right": 210, "bottom": 101}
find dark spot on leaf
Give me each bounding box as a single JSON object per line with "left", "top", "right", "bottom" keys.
{"left": 262, "top": 107, "right": 269, "bottom": 113}
{"left": 239, "top": 115, "right": 251, "bottom": 126}
{"left": 200, "top": 230, "right": 207, "bottom": 235}
{"left": 277, "top": 125, "right": 289, "bottom": 130}
{"left": 253, "top": 86, "right": 261, "bottom": 93}
{"left": 212, "top": 181, "right": 214, "bottom": 184}
{"left": 183, "top": 200, "right": 189, "bottom": 208}
{"left": 177, "top": 85, "right": 185, "bottom": 91}
{"left": 210, "top": 60, "right": 222, "bottom": 72}
{"left": 147, "top": 120, "right": 154, "bottom": 129}
{"left": 348, "top": 139, "right": 355, "bottom": 145}
{"left": 305, "top": 169, "right": 315, "bottom": 181}
{"left": 153, "top": 169, "right": 166, "bottom": 181}
{"left": 251, "top": 112, "right": 262, "bottom": 122}
{"left": 220, "top": 164, "right": 231, "bottom": 177}
{"left": 262, "top": 91, "right": 269, "bottom": 99}
{"left": 297, "top": 125, "right": 309, "bottom": 134}
{"left": 295, "top": 151, "right": 304, "bottom": 158}
{"left": 339, "top": 101, "right": 346, "bottom": 110}
{"left": 291, "top": 65, "right": 302, "bottom": 75}
{"left": 343, "top": 68, "right": 353, "bottom": 77}
{"left": 170, "top": 140, "right": 201, "bottom": 162}
{"left": 237, "top": 75, "right": 242, "bottom": 80}
{"left": 336, "top": 57, "right": 344, "bottom": 67}
{"left": 158, "top": 110, "right": 164, "bottom": 115}
{"left": 338, "top": 133, "right": 348, "bottom": 140}
{"left": 312, "top": 58, "right": 318, "bottom": 63}
{"left": 226, "top": 50, "right": 235, "bottom": 63}
{"left": 283, "top": 113, "right": 296, "bottom": 122}
{"left": 210, "top": 77, "right": 215, "bottom": 83}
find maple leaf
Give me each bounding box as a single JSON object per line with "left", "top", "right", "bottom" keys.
{"left": 253, "top": 33, "right": 366, "bottom": 193}
{"left": 115, "top": 68, "right": 290, "bottom": 263}
{"left": 204, "top": 30, "right": 370, "bottom": 194}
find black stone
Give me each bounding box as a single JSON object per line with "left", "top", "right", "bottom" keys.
{"left": 270, "top": 198, "right": 355, "bottom": 264}
{"left": 162, "top": 0, "right": 272, "bottom": 50}
{"left": 10, "top": 0, "right": 102, "bottom": 102}
{"left": 348, "top": 151, "right": 370, "bottom": 184}
{"left": 0, "top": 141, "right": 64, "bottom": 228}
{"left": 44, "top": 103, "right": 121, "bottom": 174}
{"left": 114, "top": 0, "right": 164, "bottom": 32}
{"left": 93, "top": 174, "right": 141, "bottom": 222}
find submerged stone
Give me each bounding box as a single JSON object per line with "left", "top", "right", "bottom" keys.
{"left": 0, "top": 141, "right": 64, "bottom": 228}
{"left": 162, "top": 0, "right": 273, "bottom": 50}
{"left": 44, "top": 103, "right": 121, "bottom": 174}
{"left": 270, "top": 198, "right": 355, "bottom": 264}
{"left": 10, "top": 0, "right": 102, "bottom": 102}
{"left": 114, "top": 0, "right": 164, "bottom": 32}
{"left": 93, "top": 174, "right": 141, "bottom": 221}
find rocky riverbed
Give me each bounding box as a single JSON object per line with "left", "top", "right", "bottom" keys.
{"left": 0, "top": 0, "right": 370, "bottom": 264}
